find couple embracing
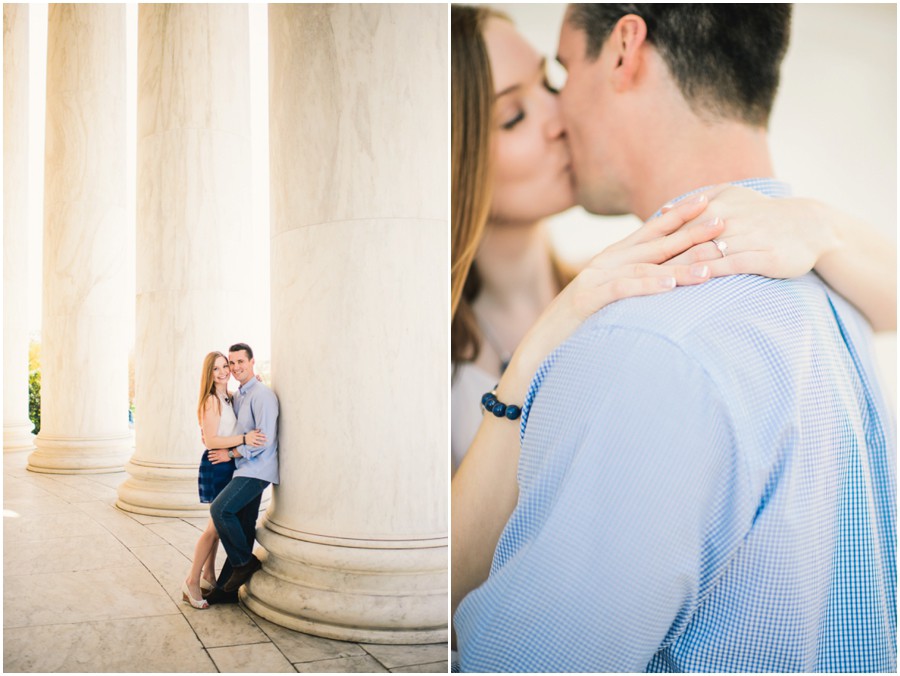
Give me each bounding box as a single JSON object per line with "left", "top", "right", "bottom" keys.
{"left": 182, "top": 343, "right": 279, "bottom": 609}
{"left": 452, "top": 3, "right": 895, "bottom": 672}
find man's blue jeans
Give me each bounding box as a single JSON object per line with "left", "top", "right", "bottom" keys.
{"left": 210, "top": 476, "right": 269, "bottom": 568}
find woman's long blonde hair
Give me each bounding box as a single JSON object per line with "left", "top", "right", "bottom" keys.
{"left": 451, "top": 6, "right": 572, "bottom": 366}
{"left": 196, "top": 351, "right": 227, "bottom": 425}
{"left": 451, "top": 5, "right": 496, "bottom": 364}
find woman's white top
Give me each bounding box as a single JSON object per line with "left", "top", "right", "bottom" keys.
{"left": 217, "top": 392, "right": 238, "bottom": 437}
{"left": 451, "top": 362, "right": 497, "bottom": 474}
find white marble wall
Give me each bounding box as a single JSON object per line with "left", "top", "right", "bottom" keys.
{"left": 3, "top": 4, "right": 35, "bottom": 454}
{"left": 116, "top": 4, "right": 255, "bottom": 516}
{"left": 242, "top": 4, "right": 448, "bottom": 644}
{"left": 28, "top": 4, "right": 132, "bottom": 473}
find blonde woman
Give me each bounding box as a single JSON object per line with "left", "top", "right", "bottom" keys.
{"left": 182, "top": 351, "right": 265, "bottom": 610}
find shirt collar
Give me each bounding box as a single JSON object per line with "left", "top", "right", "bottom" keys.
{"left": 238, "top": 377, "right": 258, "bottom": 396}
{"left": 653, "top": 177, "right": 792, "bottom": 218}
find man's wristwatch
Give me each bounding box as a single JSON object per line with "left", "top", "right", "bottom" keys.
{"left": 227, "top": 449, "right": 235, "bottom": 459}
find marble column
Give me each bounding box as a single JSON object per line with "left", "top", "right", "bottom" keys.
{"left": 28, "top": 4, "right": 132, "bottom": 474}
{"left": 116, "top": 4, "right": 255, "bottom": 516}
{"left": 242, "top": 5, "right": 448, "bottom": 644}
{"left": 3, "top": 5, "right": 35, "bottom": 454}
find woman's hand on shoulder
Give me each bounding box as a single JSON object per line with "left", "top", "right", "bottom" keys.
{"left": 664, "top": 185, "right": 840, "bottom": 279}
{"left": 499, "top": 197, "right": 722, "bottom": 402}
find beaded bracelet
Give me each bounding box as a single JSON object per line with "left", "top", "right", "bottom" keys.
{"left": 481, "top": 388, "right": 522, "bottom": 421}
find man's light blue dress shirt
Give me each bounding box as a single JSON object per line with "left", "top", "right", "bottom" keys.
{"left": 233, "top": 377, "right": 280, "bottom": 485}
{"left": 454, "top": 180, "right": 896, "bottom": 672}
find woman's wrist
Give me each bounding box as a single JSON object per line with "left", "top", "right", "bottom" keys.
{"left": 803, "top": 198, "right": 845, "bottom": 262}
{"left": 495, "top": 353, "right": 537, "bottom": 406}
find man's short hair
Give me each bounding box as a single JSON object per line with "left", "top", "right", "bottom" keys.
{"left": 229, "top": 342, "right": 253, "bottom": 360}
{"left": 567, "top": 3, "right": 792, "bottom": 127}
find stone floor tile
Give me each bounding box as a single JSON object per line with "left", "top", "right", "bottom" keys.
{"left": 82, "top": 471, "right": 128, "bottom": 489}
{"left": 3, "top": 510, "right": 108, "bottom": 543}
{"left": 390, "top": 661, "right": 448, "bottom": 673}
{"left": 171, "top": 538, "right": 205, "bottom": 560}
{"left": 75, "top": 501, "right": 166, "bottom": 547}
{"left": 361, "top": 643, "right": 449, "bottom": 669}
{"left": 4, "top": 474, "right": 52, "bottom": 497}
{"left": 185, "top": 604, "right": 270, "bottom": 648}
{"left": 3, "top": 454, "right": 33, "bottom": 477}
{"left": 123, "top": 510, "right": 174, "bottom": 525}
{"left": 3, "top": 613, "right": 216, "bottom": 672}
{"left": 130, "top": 543, "right": 194, "bottom": 602}
{"left": 147, "top": 519, "right": 208, "bottom": 548}
{"left": 181, "top": 515, "right": 212, "bottom": 530}
{"left": 4, "top": 532, "right": 136, "bottom": 576}
{"left": 2, "top": 490, "right": 72, "bottom": 518}
{"left": 18, "top": 474, "right": 96, "bottom": 503}
{"left": 51, "top": 474, "right": 121, "bottom": 501}
{"left": 294, "top": 655, "right": 389, "bottom": 673}
{"left": 4, "top": 565, "right": 177, "bottom": 628}
{"left": 250, "top": 614, "right": 367, "bottom": 662}
{"left": 207, "top": 641, "right": 296, "bottom": 673}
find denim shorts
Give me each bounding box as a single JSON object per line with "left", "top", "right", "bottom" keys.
{"left": 198, "top": 451, "right": 235, "bottom": 504}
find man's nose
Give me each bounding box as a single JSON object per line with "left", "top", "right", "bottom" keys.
{"left": 543, "top": 97, "right": 566, "bottom": 140}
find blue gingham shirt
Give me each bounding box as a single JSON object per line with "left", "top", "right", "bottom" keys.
{"left": 454, "top": 179, "right": 896, "bottom": 672}
{"left": 232, "top": 377, "right": 280, "bottom": 485}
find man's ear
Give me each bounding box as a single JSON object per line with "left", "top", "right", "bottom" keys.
{"left": 610, "top": 14, "right": 648, "bottom": 91}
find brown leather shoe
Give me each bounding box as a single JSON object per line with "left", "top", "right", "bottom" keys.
{"left": 222, "top": 554, "right": 262, "bottom": 592}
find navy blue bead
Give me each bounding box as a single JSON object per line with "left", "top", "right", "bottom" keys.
{"left": 483, "top": 396, "right": 497, "bottom": 410}
{"left": 481, "top": 392, "right": 494, "bottom": 406}
{"left": 505, "top": 405, "right": 521, "bottom": 420}
{"left": 492, "top": 402, "right": 507, "bottom": 417}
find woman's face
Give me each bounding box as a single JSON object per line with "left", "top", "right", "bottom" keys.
{"left": 483, "top": 18, "right": 575, "bottom": 225}
{"left": 212, "top": 356, "right": 230, "bottom": 388}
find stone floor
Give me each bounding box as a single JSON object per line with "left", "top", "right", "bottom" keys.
{"left": 3, "top": 451, "right": 448, "bottom": 673}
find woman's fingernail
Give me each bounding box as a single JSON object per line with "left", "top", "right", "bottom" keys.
{"left": 686, "top": 193, "right": 708, "bottom": 205}
{"left": 704, "top": 216, "right": 723, "bottom": 229}
{"left": 691, "top": 264, "right": 710, "bottom": 278}
{"left": 659, "top": 277, "right": 677, "bottom": 289}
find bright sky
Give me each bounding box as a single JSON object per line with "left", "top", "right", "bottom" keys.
{"left": 25, "top": 3, "right": 272, "bottom": 363}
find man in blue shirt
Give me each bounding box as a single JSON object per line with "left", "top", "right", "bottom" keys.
{"left": 455, "top": 5, "right": 895, "bottom": 671}
{"left": 208, "top": 342, "right": 279, "bottom": 595}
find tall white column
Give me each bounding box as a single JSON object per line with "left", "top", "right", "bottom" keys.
{"left": 28, "top": 4, "right": 131, "bottom": 474}
{"left": 116, "top": 4, "right": 254, "bottom": 516}
{"left": 243, "top": 4, "right": 448, "bottom": 644}
{"left": 3, "top": 4, "right": 35, "bottom": 454}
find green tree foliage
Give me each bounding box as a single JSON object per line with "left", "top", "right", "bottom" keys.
{"left": 28, "top": 369, "right": 40, "bottom": 435}
{"left": 28, "top": 340, "right": 40, "bottom": 434}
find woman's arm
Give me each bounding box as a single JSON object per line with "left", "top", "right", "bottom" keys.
{"left": 807, "top": 201, "right": 896, "bottom": 331}
{"left": 668, "top": 187, "right": 897, "bottom": 331}
{"left": 200, "top": 395, "right": 266, "bottom": 449}
{"left": 452, "top": 197, "right": 725, "bottom": 616}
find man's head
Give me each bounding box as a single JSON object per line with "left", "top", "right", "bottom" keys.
{"left": 228, "top": 342, "right": 255, "bottom": 385}
{"left": 557, "top": 3, "right": 791, "bottom": 215}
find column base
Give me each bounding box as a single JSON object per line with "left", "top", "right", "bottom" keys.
{"left": 116, "top": 457, "right": 209, "bottom": 517}
{"left": 28, "top": 432, "right": 132, "bottom": 474}
{"left": 116, "top": 457, "right": 273, "bottom": 518}
{"left": 4, "top": 420, "right": 35, "bottom": 453}
{"left": 241, "top": 518, "right": 447, "bottom": 645}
